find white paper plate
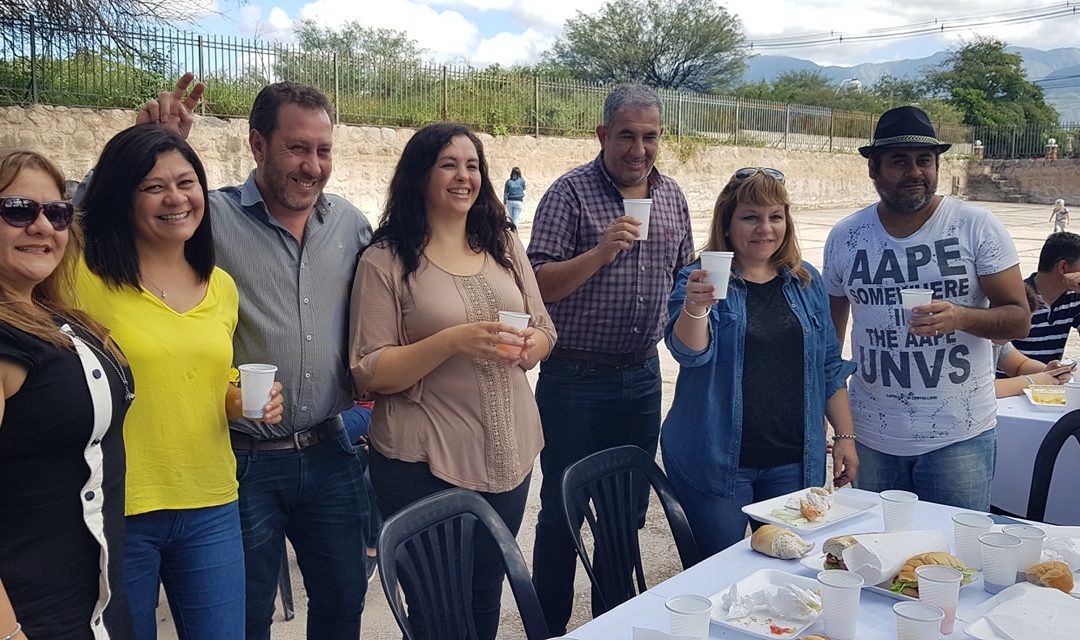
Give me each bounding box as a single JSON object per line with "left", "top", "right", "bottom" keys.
{"left": 1022, "top": 388, "right": 1067, "bottom": 412}
{"left": 798, "top": 553, "right": 980, "bottom": 601}
{"left": 741, "top": 488, "right": 878, "bottom": 534}
{"left": 708, "top": 568, "right": 821, "bottom": 639}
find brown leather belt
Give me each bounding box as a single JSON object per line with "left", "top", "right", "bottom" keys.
{"left": 230, "top": 420, "right": 336, "bottom": 451}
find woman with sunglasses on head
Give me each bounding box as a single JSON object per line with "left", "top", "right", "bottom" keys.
{"left": 0, "top": 150, "right": 134, "bottom": 639}
{"left": 74, "top": 125, "right": 283, "bottom": 640}
{"left": 660, "top": 167, "right": 859, "bottom": 554}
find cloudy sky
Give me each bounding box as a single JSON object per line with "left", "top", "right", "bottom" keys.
{"left": 192, "top": 0, "right": 1079, "bottom": 68}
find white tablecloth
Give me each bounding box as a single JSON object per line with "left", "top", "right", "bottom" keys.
{"left": 993, "top": 396, "right": 1080, "bottom": 525}
{"left": 567, "top": 489, "right": 1026, "bottom": 639}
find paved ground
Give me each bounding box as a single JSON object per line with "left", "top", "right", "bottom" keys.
{"left": 155, "top": 199, "right": 1074, "bottom": 639}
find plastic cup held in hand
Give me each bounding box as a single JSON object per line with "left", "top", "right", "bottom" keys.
{"left": 901, "top": 288, "right": 934, "bottom": 326}
{"left": 915, "top": 564, "right": 962, "bottom": 634}
{"left": 952, "top": 512, "right": 993, "bottom": 570}
{"left": 622, "top": 198, "right": 652, "bottom": 240}
{"left": 664, "top": 594, "right": 711, "bottom": 640}
{"left": 1002, "top": 524, "right": 1046, "bottom": 580}
{"left": 979, "top": 532, "right": 1022, "bottom": 594}
{"left": 894, "top": 601, "right": 946, "bottom": 640}
{"left": 699, "top": 251, "right": 735, "bottom": 300}
{"left": 817, "top": 569, "right": 864, "bottom": 640}
{"left": 880, "top": 489, "right": 918, "bottom": 532}
{"left": 238, "top": 363, "right": 277, "bottom": 420}
{"left": 497, "top": 311, "right": 530, "bottom": 356}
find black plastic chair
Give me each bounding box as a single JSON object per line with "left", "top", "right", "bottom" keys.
{"left": 1025, "top": 408, "right": 1080, "bottom": 523}
{"left": 376, "top": 488, "right": 548, "bottom": 640}
{"left": 561, "top": 445, "right": 702, "bottom": 616}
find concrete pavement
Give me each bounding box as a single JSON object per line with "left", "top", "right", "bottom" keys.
{"left": 156, "top": 199, "right": 1073, "bottom": 639}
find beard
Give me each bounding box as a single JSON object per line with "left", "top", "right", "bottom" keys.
{"left": 875, "top": 176, "right": 937, "bottom": 214}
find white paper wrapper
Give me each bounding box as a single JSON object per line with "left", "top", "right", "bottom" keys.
{"left": 840, "top": 530, "right": 949, "bottom": 586}
{"left": 719, "top": 582, "right": 821, "bottom": 621}
{"left": 966, "top": 582, "right": 1080, "bottom": 639}
{"left": 1040, "top": 526, "right": 1080, "bottom": 570}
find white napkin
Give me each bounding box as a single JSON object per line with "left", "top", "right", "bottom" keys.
{"left": 840, "top": 530, "right": 948, "bottom": 585}
{"left": 1040, "top": 525, "right": 1080, "bottom": 570}
{"left": 969, "top": 583, "right": 1080, "bottom": 639}
{"left": 631, "top": 629, "right": 697, "bottom": 640}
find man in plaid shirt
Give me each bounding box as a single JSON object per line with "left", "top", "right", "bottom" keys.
{"left": 526, "top": 83, "right": 694, "bottom": 635}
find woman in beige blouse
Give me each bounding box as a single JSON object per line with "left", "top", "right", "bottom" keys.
{"left": 350, "top": 122, "right": 555, "bottom": 640}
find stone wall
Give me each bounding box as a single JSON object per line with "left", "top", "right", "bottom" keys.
{"left": 968, "top": 159, "right": 1080, "bottom": 205}
{"left": 0, "top": 104, "right": 972, "bottom": 219}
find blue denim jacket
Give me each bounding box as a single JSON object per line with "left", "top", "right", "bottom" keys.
{"left": 660, "top": 260, "right": 856, "bottom": 499}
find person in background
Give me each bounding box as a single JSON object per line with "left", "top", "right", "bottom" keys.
{"left": 135, "top": 74, "right": 374, "bottom": 640}
{"left": 340, "top": 401, "right": 380, "bottom": 582}
{"left": 351, "top": 122, "right": 555, "bottom": 640}
{"left": 503, "top": 166, "right": 526, "bottom": 226}
{"left": 76, "top": 125, "right": 284, "bottom": 640}
{"left": 0, "top": 149, "right": 133, "bottom": 640}
{"left": 526, "top": 83, "right": 693, "bottom": 636}
{"left": 994, "top": 286, "right": 1073, "bottom": 398}
{"left": 662, "top": 167, "right": 858, "bottom": 555}
{"left": 1010, "top": 232, "right": 1080, "bottom": 367}
{"left": 1050, "top": 198, "right": 1069, "bottom": 233}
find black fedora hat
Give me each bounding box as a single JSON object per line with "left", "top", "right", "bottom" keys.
{"left": 858, "top": 105, "right": 952, "bottom": 158}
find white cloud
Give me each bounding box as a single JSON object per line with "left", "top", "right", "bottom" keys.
{"left": 472, "top": 28, "right": 553, "bottom": 66}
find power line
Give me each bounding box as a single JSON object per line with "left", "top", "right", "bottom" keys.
{"left": 747, "top": 3, "right": 1079, "bottom": 50}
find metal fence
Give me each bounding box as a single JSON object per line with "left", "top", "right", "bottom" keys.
{"left": 1, "top": 15, "right": 1047, "bottom": 158}
{"left": 972, "top": 123, "right": 1080, "bottom": 159}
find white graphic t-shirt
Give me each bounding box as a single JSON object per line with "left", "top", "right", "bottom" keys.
{"left": 823, "top": 197, "right": 1019, "bottom": 456}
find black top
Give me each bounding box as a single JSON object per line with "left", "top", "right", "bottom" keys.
{"left": 739, "top": 276, "right": 805, "bottom": 468}
{"left": 0, "top": 320, "right": 133, "bottom": 639}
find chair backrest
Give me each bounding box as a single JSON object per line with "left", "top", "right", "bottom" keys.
{"left": 376, "top": 488, "right": 549, "bottom": 640}
{"left": 560, "top": 445, "right": 702, "bottom": 616}
{"left": 1026, "top": 409, "right": 1080, "bottom": 523}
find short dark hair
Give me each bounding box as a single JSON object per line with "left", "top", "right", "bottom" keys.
{"left": 81, "top": 124, "right": 214, "bottom": 289}
{"left": 372, "top": 122, "right": 511, "bottom": 282}
{"left": 1037, "top": 231, "right": 1080, "bottom": 272}
{"left": 249, "top": 82, "right": 333, "bottom": 139}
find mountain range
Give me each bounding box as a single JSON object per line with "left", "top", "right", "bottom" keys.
{"left": 742, "top": 47, "right": 1080, "bottom": 123}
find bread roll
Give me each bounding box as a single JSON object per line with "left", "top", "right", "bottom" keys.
{"left": 797, "top": 635, "right": 831, "bottom": 640}
{"left": 892, "top": 551, "right": 968, "bottom": 597}
{"left": 1026, "top": 561, "right": 1074, "bottom": 593}
{"left": 800, "top": 499, "right": 825, "bottom": 521}
{"left": 822, "top": 535, "right": 857, "bottom": 569}
{"left": 750, "top": 524, "right": 814, "bottom": 559}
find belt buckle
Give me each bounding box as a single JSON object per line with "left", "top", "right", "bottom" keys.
{"left": 292, "top": 431, "right": 304, "bottom": 449}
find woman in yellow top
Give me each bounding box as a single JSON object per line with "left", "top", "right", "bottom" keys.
{"left": 75, "top": 125, "right": 283, "bottom": 640}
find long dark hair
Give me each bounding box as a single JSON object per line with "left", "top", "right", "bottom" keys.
{"left": 81, "top": 124, "right": 214, "bottom": 289}
{"left": 372, "top": 122, "right": 511, "bottom": 282}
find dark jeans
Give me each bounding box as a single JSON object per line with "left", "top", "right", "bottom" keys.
{"left": 233, "top": 427, "right": 370, "bottom": 640}
{"left": 531, "top": 354, "right": 662, "bottom": 636}
{"left": 369, "top": 449, "right": 531, "bottom": 640}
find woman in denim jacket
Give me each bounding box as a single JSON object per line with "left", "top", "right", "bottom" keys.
{"left": 661, "top": 168, "right": 858, "bottom": 555}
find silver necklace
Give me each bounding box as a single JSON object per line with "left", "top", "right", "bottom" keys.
{"left": 56, "top": 315, "right": 135, "bottom": 403}
{"left": 141, "top": 273, "right": 168, "bottom": 299}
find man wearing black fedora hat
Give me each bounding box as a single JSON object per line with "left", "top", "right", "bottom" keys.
{"left": 822, "top": 105, "right": 1030, "bottom": 511}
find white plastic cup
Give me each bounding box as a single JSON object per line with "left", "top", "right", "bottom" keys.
{"left": 915, "top": 565, "right": 962, "bottom": 634}
{"left": 622, "top": 198, "right": 652, "bottom": 240}
{"left": 238, "top": 363, "right": 278, "bottom": 420}
{"left": 1065, "top": 381, "right": 1080, "bottom": 409}
{"left": 901, "top": 288, "right": 934, "bottom": 326}
{"left": 979, "top": 532, "right": 1022, "bottom": 594}
{"left": 1002, "top": 524, "right": 1046, "bottom": 580}
{"left": 894, "top": 601, "right": 946, "bottom": 640}
{"left": 952, "top": 512, "right": 993, "bottom": 570}
{"left": 664, "top": 594, "right": 711, "bottom": 640}
{"left": 817, "top": 569, "right": 864, "bottom": 640}
{"left": 699, "top": 251, "right": 735, "bottom": 300}
{"left": 880, "top": 489, "right": 919, "bottom": 532}
{"left": 497, "top": 311, "right": 530, "bottom": 356}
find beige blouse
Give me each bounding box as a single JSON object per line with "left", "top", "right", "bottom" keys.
{"left": 350, "top": 233, "right": 556, "bottom": 493}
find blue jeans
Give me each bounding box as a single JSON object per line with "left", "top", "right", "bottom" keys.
{"left": 506, "top": 200, "right": 523, "bottom": 225}
{"left": 234, "top": 433, "right": 369, "bottom": 640}
{"left": 854, "top": 428, "right": 997, "bottom": 510}
{"left": 531, "top": 354, "right": 662, "bottom": 636}
{"left": 124, "top": 502, "right": 245, "bottom": 640}
{"left": 665, "top": 461, "right": 803, "bottom": 557}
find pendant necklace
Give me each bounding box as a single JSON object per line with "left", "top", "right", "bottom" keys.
{"left": 141, "top": 273, "right": 168, "bottom": 299}
{"left": 56, "top": 314, "right": 135, "bottom": 403}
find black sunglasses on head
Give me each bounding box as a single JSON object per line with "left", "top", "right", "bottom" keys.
{"left": 732, "top": 167, "right": 785, "bottom": 183}
{"left": 0, "top": 197, "right": 75, "bottom": 231}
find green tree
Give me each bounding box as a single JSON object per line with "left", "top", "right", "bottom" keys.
{"left": 926, "top": 37, "right": 1058, "bottom": 126}
{"left": 870, "top": 74, "right": 927, "bottom": 105}
{"left": 292, "top": 20, "right": 425, "bottom": 66}
{"left": 544, "top": 0, "right": 747, "bottom": 92}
